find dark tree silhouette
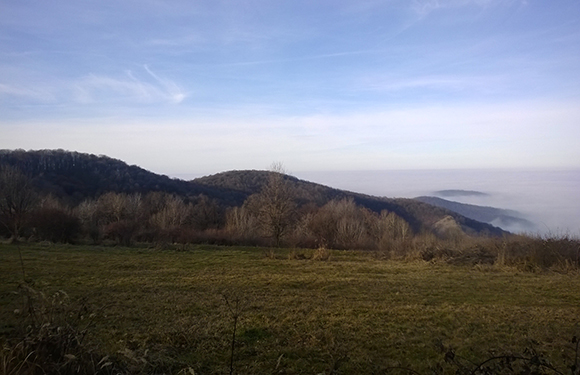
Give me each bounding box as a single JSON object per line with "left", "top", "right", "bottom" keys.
{"left": 0, "top": 164, "right": 37, "bottom": 240}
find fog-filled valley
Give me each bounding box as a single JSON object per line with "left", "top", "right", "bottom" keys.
{"left": 296, "top": 169, "right": 580, "bottom": 236}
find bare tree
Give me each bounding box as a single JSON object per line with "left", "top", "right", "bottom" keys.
{"left": 226, "top": 206, "right": 260, "bottom": 240}
{"left": 191, "top": 195, "right": 224, "bottom": 230}
{"left": 308, "top": 198, "right": 370, "bottom": 249}
{"left": 76, "top": 198, "right": 101, "bottom": 243}
{"left": 374, "top": 210, "right": 411, "bottom": 254}
{"left": 94, "top": 192, "right": 143, "bottom": 246}
{"left": 150, "top": 195, "right": 191, "bottom": 230}
{"left": 0, "top": 164, "right": 37, "bottom": 240}
{"left": 246, "top": 164, "right": 297, "bottom": 246}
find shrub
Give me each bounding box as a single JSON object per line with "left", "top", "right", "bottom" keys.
{"left": 500, "top": 234, "right": 580, "bottom": 270}
{"left": 29, "top": 207, "right": 81, "bottom": 243}
{"left": 312, "top": 247, "right": 331, "bottom": 261}
{"left": 104, "top": 220, "right": 139, "bottom": 246}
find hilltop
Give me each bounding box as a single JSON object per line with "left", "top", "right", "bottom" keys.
{"left": 194, "top": 170, "right": 505, "bottom": 236}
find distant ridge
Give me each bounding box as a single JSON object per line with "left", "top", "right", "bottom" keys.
{"left": 415, "top": 196, "right": 535, "bottom": 232}
{"left": 0, "top": 149, "right": 507, "bottom": 237}
{"left": 433, "top": 189, "right": 489, "bottom": 197}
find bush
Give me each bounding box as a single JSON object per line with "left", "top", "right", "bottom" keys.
{"left": 29, "top": 207, "right": 81, "bottom": 243}
{"left": 500, "top": 234, "right": 580, "bottom": 270}
{"left": 312, "top": 247, "right": 331, "bottom": 261}
{"left": 104, "top": 220, "right": 138, "bottom": 246}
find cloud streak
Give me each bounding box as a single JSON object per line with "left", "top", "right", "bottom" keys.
{"left": 410, "top": 0, "right": 522, "bottom": 16}
{"left": 72, "top": 66, "right": 186, "bottom": 104}
{"left": 0, "top": 83, "right": 56, "bottom": 102}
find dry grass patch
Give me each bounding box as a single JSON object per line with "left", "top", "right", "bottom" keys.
{"left": 1, "top": 243, "right": 580, "bottom": 374}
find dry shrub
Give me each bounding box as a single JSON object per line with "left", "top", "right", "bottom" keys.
{"left": 445, "top": 245, "right": 496, "bottom": 266}
{"left": 312, "top": 247, "right": 331, "bottom": 261}
{"left": 410, "top": 233, "right": 454, "bottom": 261}
{"left": 263, "top": 248, "right": 277, "bottom": 259}
{"left": 174, "top": 227, "right": 269, "bottom": 247}
{"left": 29, "top": 207, "right": 81, "bottom": 243}
{"left": 409, "top": 234, "right": 494, "bottom": 265}
{"left": 499, "top": 234, "right": 580, "bottom": 271}
{"left": 1, "top": 284, "right": 118, "bottom": 375}
{"left": 412, "top": 233, "right": 579, "bottom": 271}
{"left": 288, "top": 249, "right": 307, "bottom": 260}
{"left": 103, "top": 220, "right": 138, "bottom": 246}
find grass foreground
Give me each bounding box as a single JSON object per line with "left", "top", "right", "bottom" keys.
{"left": 1, "top": 243, "right": 580, "bottom": 374}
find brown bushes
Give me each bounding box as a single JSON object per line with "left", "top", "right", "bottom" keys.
{"left": 404, "top": 233, "right": 580, "bottom": 271}
{"left": 497, "top": 234, "right": 580, "bottom": 270}
{"left": 29, "top": 207, "right": 81, "bottom": 243}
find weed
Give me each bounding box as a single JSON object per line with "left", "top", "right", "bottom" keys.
{"left": 438, "top": 335, "right": 580, "bottom": 375}
{"left": 222, "top": 293, "right": 242, "bottom": 375}
{"left": 262, "top": 248, "right": 277, "bottom": 259}
{"left": 287, "top": 249, "right": 307, "bottom": 260}
{"left": 1, "top": 284, "right": 116, "bottom": 375}
{"left": 312, "top": 246, "right": 331, "bottom": 261}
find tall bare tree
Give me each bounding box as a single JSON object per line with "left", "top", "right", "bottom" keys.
{"left": 0, "top": 164, "right": 37, "bottom": 240}
{"left": 246, "top": 164, "right": 296, "bottom": 246}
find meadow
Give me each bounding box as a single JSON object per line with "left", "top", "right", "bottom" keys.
{"left": 1, "top": 243, "right": 580, "bottom": 374}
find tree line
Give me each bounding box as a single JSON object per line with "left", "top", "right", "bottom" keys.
{"left": 0, "top": 164, "right": 412, "bottom": 250}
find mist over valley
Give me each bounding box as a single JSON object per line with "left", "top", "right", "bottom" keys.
{"left": 295, "top": 169, "right": 580, "bottom": 236}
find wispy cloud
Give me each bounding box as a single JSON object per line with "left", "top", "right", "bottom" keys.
{"left": 410, "top": 0, "right": 527, "bottom": 18}
{"left": 74, "top": 66, "right": 186, "bottom": 104}
{"left": 219, "top": 49, "right": 377, "bottom": 68}
{"left": 356, "top": 74, "right": 506, "bottom": 94}
{"left": 148, "top": 34, "right": 205, "bottom": 47}
{"left": 143, "top": 65, "right": 186, "bottom": 103}
{"left": 0, "top": 83, "right": 56, "bottom": 102}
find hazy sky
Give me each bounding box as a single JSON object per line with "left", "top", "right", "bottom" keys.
{"left": 1, "top": 0, "right": 579, "bottom": 175}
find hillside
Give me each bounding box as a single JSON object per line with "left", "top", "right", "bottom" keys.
{"left": 0, "top": 149, "right": 245, "bottom": 205}
{"left": 1, "top": 149, "right": 506, "bottom": 237}
{"left": 415, "top": 196, "right": 535, "bottom": 232}
{"left": 194, "top": 170, "right": 505, "bottom": 236}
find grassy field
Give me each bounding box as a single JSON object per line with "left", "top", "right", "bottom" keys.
{"left": 1, "top": 243, "right": 580, "bottom": 374}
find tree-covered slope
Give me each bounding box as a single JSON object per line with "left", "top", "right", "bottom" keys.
{"left": 0, "top": 149, "right": 245, "bottom": 205}
{"left": 1, "top": 149, "right": 507, "bottom": 236}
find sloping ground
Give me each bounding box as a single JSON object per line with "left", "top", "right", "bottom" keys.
{"left": 415, "top": 196, "right": 535, "bottom": 232}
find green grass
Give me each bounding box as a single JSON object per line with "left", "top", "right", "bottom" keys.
{"left": 1, "top": 243, "right": 580, "bottom": 374}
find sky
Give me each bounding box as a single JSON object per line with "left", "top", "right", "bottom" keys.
{"left": 1, "top": 0, "right": 580, "bottom": 176}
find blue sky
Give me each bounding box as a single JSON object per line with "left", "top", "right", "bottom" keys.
{"left": 1, "top": 0, "right": 579, "bottom": 176}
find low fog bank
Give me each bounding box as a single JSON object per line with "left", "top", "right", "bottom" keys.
{"left": 296, "top": 169, "right": 580, "bottom": 236}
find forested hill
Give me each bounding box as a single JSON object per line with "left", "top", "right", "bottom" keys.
{"left": 194, "top": 170, "right": 506, "bottom": 236}
{"left": 0, "top": 149, "right": 506, "bottom": 236}
{"left": 0, "top": 149, "right": 245, "bottom": 205}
